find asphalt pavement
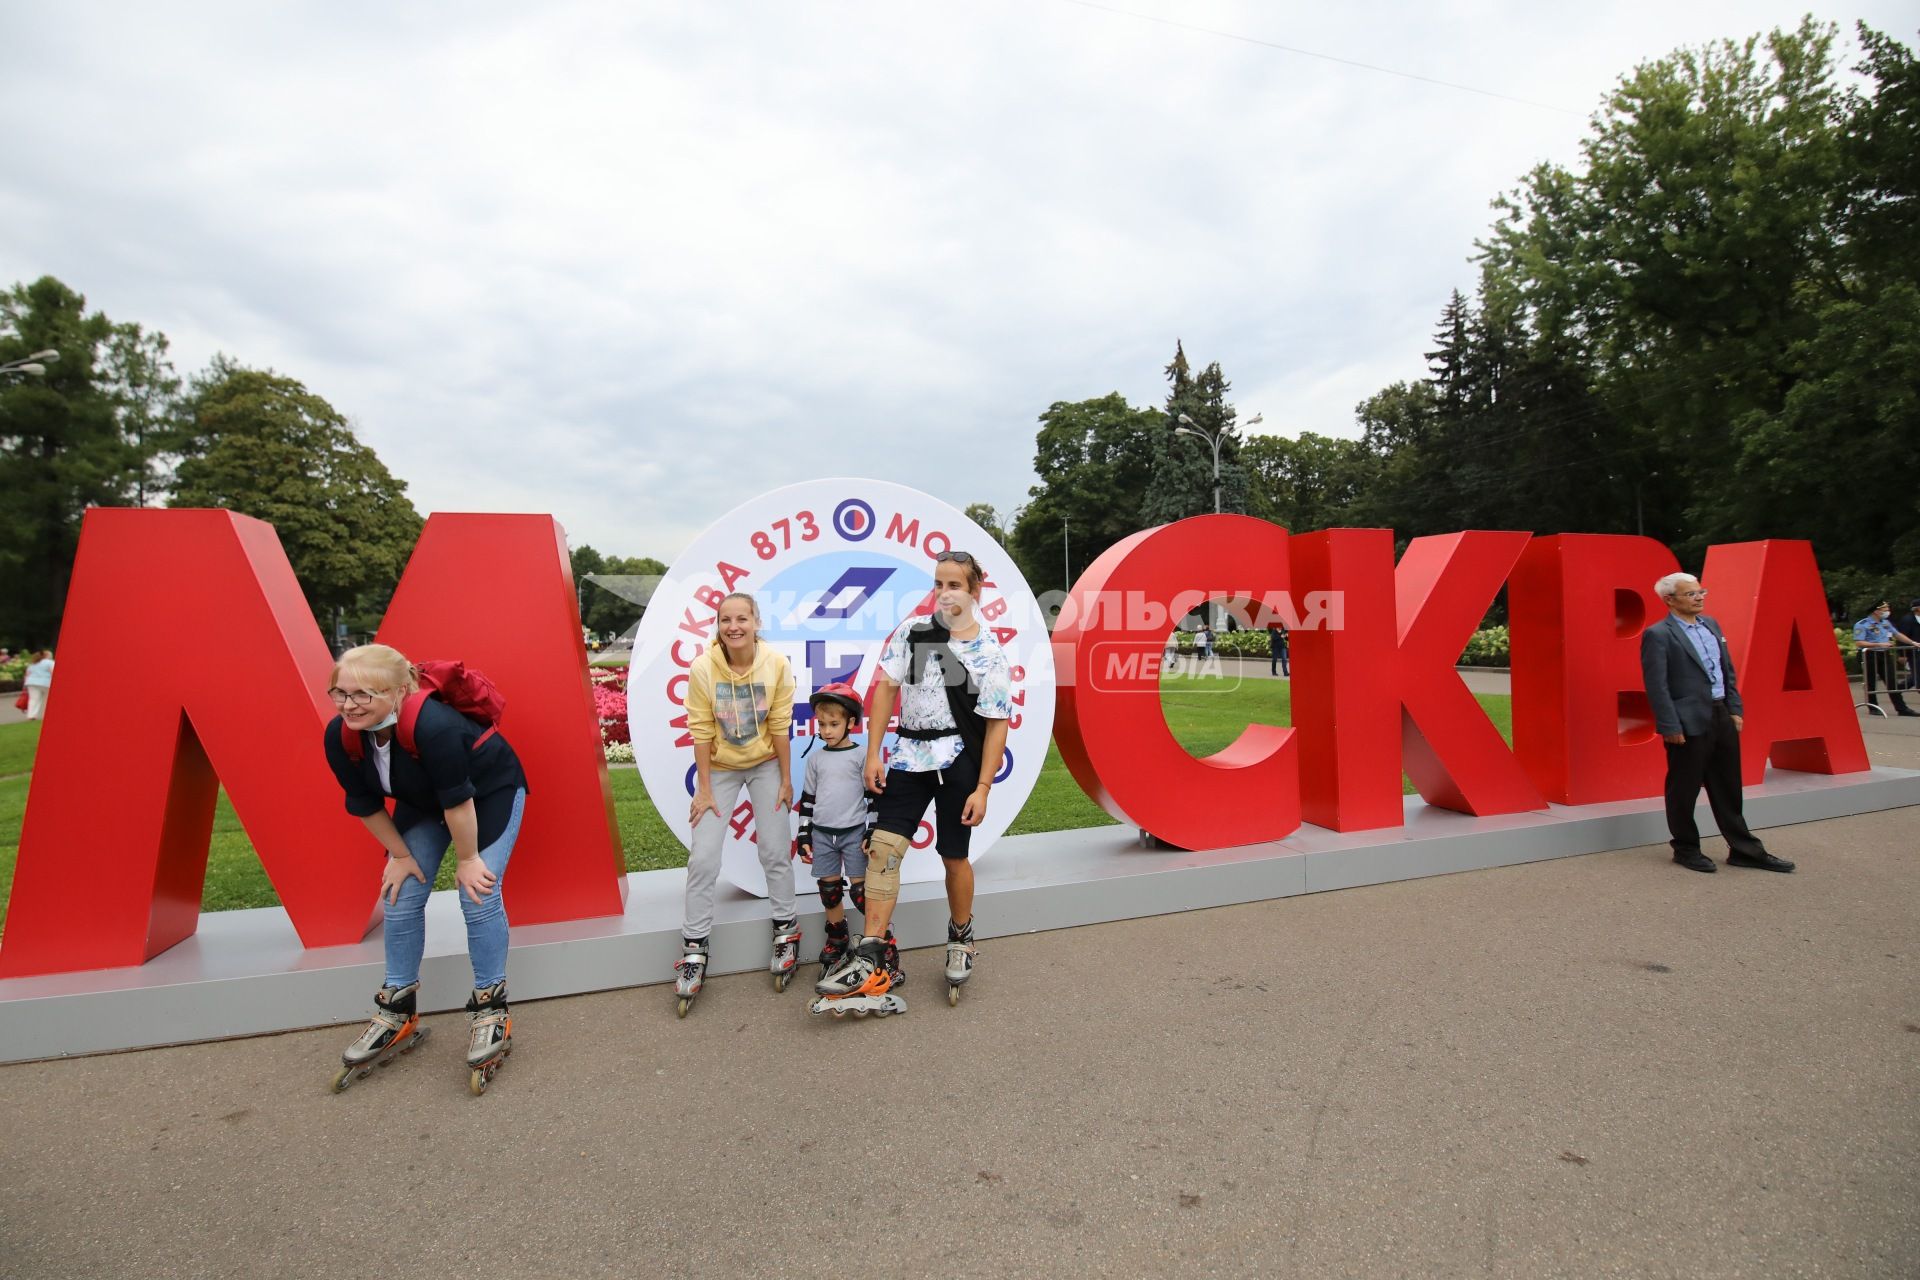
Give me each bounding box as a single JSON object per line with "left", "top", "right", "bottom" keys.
{"left": 0, "top": 686, "right": 1915, "bottom": 1278}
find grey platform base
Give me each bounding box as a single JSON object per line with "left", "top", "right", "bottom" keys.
{"left": 4, "top": 765, "right": 1916, "bottom": 1063}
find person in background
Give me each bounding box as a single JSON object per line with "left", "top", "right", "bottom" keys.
{"left": 1852, "top": 601, "right": 1917, "bottom": 716}
{"left": 23, "top": 650, "right": 53, "bottom": 720}
{"left": 1894, "top": 599, "right": 1920, "bottom": 691}
{"left": 1268, "top": 624, "right": 1289, "bottom": 677}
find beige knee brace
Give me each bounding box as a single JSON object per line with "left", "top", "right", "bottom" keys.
{"left": 863, "top": 829, "right": 909, "bottom": 904}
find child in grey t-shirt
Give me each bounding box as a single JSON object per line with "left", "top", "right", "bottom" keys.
{"left": 796, "top": 683, "right": 885, "bottom": 976}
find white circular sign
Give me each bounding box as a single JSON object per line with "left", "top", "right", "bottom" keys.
{"left": 629, "top": 479, "right": 1057, "bottom": 897}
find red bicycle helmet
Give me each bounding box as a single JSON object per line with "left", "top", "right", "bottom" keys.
{"left": 808, "top": 681, "right": 863, "bottom": 721}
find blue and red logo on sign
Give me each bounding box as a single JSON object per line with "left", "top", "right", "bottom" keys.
{"left": 833, "top": 498, "right": 876, "bottom": 542}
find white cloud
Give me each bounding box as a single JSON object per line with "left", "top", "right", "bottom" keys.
{"left": 2, "top": 0, "right": 1908, "bottom": 557}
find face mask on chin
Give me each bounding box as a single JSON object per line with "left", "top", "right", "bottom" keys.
{"left": 368, "top": 710, "right": 399, "bottom": 732}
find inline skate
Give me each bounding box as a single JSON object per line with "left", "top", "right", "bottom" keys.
{"left": 673, "top": 937, "right": 708, "bottom": 1018}
{"left": 809, "top": 937, "right": 907, "bottom": 1018}
{"left": 945, "top": 919, "right": 977, "bottom": 1007}
{"left": 465, "top": 981, "right": 512, "bottom": 1095}
{"left": 331, "top": 982, "right": 430, "bottom": 1092}
{"left": 770, "top": 918, "right": 803, "bottom": 992}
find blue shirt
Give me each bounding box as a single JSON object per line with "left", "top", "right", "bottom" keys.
{"left": 1672, "top": 615, "right": 1724, "bottom": 699}
{"left": 1853, "top": 615, "right": 1896, "bottom": 646}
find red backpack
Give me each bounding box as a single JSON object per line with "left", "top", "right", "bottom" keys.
{"left": 340, "top": 660, "right": 506, "bottom": 762}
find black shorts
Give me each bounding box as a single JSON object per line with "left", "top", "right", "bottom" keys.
{"left": 871, "top": 751, "right": 980, "bottom": 861}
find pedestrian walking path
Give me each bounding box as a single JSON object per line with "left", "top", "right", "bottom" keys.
{"left": 1, "top": 729, "right": 1914, "bottom": 1277}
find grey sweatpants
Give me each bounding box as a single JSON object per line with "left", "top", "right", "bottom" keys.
{"left": 682, "top": 757, "right": 797, "bottom": 939}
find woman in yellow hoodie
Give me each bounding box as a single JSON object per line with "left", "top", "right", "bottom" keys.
{"left": 673, "top": 591, "right": 800, "bottom": 1014}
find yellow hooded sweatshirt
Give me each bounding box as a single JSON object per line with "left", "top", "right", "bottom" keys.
{"left": 685, "top": 637, "right": 795, "bottom": 771}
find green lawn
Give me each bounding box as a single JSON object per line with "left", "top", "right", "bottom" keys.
{"left": 0, "top": 677, "right": 1514, "bottom": 933}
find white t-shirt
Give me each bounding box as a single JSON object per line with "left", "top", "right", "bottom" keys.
{"left": 876, "top": 615, "right": 1012, "bottom": 773}
{"left": 371, "top": 737, "right": 394, "bottom": 794}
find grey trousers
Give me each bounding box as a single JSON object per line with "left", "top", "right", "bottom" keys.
{"left": 682, "top": 758, "right": 797, "bottom": 940}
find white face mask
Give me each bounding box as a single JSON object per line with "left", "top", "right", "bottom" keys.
{"left": 369, "top": 710, "right": 399, "bottom": 732}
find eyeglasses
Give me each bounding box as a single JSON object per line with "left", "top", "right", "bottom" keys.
{"left": 1676, "top": 590, "right": 1707, "bottom": 599}
{"left": 327, "top": 688, "right": 387, "bottom": 708}
{"left": 935, "top": 550, "right": 977, "bottom": 566}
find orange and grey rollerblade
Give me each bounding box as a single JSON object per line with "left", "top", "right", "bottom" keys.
{"left": 331, "top": 982, "right": 430, "bottom": 1092}
{"left": 809, "top": 936, "right": 907, "bottom": 1018}
{"left": 465, "top": 981, "right": 512, "bottom": 1095}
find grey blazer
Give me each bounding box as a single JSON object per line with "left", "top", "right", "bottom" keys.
{"left": 1640, "top": 614, "right": 1742, "bottom": 738}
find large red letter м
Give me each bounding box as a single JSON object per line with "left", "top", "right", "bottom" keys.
{"left": 1052, "top": 515, "right": 1299, "bottom": 850}
{"left": 2, "top": 509, "right": 375, "bottom": 976}
{"left": 0, "top": 509, "right": 625, "bottom": 979}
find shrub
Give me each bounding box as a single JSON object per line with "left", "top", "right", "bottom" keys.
{"left": 1460, "top": 626, "right": 1510, "bottom": 667}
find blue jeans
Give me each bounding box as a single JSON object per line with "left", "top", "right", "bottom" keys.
{"left": 383, "top": 788, "right": 526, "bottom": 990}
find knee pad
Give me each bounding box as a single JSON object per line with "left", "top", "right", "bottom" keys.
{"left": 864, "top": 830, "right": 909, "bottom": 904}
{"left": 817, "top": 877, "right": 845, "bottom": 909}
{"left": 848, "top": 879, "right": 866, "bottom": 916}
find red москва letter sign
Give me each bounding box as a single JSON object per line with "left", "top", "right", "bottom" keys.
{"left": 0, "top": 509, "right": 624, "bottom": 979}
{"left": 1508, "top": 534, "right": 1680, "bottom": 805}
{"left": 1051, "top": 514, "right": 1299, "bottom": 850}
{"left": 1702, "top": 539, "right": 1868, "bottom": 781}
{"left": 1291, "top": 529, "right": 1543, "bottom": 831}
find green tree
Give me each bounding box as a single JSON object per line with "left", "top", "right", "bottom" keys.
{"left": 1243, "top": 431, "right": 1382, "bottom": 535}
{"left": 169, "top": 360, "right": 421, "bottom": 629}
{"left": 573, "top": 546, "right": 667, "bottom": 639}
{"left": 1141, "top": 344, "right": 1249, "bottom": 524}
{"left": 1477, "top": 18, "right": 1852, "bottom": 556}
{"left": 1007, "top": 392, "right": 1161, "bottom": 593}
{"left": 0, "top": 275, "right": 178, "bottom": 643}
{"left": 963, "top": 503, "right": 1006, "bottom": 549}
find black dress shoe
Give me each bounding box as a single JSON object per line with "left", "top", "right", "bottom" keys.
{"left": 1728, "top": 850, "right": 1795, "bottom": 873}
{"left": 1673, "top": 849, "right": 1717, "bottom": 873}
{"left": 1898, "top": 709, "right": 1919, "bottom": 717}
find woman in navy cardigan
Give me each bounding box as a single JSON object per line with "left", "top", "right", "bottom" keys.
{"left": 322, "top": 644, "right": 528, "bottom": 1091}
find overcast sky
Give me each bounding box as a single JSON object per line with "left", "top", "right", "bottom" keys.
{"left": 3, "top": 2, "right": 1911, "bottom": 561}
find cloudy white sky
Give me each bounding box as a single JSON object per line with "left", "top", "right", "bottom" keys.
{"left": 3, "top": 2, "right": 1911, "bottom": 561}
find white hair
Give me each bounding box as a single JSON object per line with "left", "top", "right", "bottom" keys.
{"left": 1653, "top": 572, "right": 1698, "bottom": 601}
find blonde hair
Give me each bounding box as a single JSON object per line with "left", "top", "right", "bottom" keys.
{"left": 329, "top": 643, "right": 417, "bottom": 696}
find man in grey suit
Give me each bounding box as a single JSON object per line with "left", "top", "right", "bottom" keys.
{"left": 1639, "top": 572, "right": 1795, "bottom": 875}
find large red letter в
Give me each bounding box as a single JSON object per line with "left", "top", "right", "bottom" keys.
{"left": 0, "top": 509, "right": 624, "bottom": 978}
{"left": 1052, "top": 515, "right": 1298, "bottom": 850}
{"left": 1508, "top": 534, "right": 1679, "bottom": 805}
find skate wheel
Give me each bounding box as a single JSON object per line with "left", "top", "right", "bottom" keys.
{"left": 330, "top": 1065, "right": 354, "bottom": 1093}
{"left": 676, "top": 997, "right": 691, "bottom": 1018}
{"left": 948, "top": 984, "right": 961, "bottom": 1007}
{"left": 774, "top": 973, "right": 788, "bottom": 993}
{"left": 469, "top": 1068, "right": 487, "bottom": 1096}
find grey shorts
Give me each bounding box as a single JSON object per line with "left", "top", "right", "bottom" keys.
{"left": 808, "top": 827, "right": 868, "bottom": 881}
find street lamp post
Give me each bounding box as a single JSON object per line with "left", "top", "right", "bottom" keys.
{"left": 1175, "top": 411, "right": 1261, "bottom": 634}
{"left": 0, "top": 349, "right": 59, "bottom": 379}
{"left": 1062, "top": 514, "right": 1070, "bottom": 593}
{"left": 1176, "top": 411, "right": 1261, "bottom": 515}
